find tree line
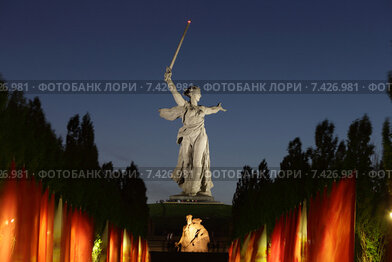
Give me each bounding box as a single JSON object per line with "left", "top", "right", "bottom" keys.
{"left": 0, "top": 75, "right": 149, "bottom": 237}
{"left": 232, "top": 73, "right": 392, "bottom": 261}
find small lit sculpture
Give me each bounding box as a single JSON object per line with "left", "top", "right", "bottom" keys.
{"left": 175, "top": 215, "right": 210, "bottom": 252}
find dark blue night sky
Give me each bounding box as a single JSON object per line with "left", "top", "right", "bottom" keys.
{"left": 1, "top": 0, "right": 391, "bottom": 203}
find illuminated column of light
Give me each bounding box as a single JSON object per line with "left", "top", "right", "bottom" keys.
{"left": 38, "top": 189, "right": 55, "bottom": 262}
{"left": 241, "top": 231, "right": 255, "bottom": 262}
{"left": 252, "top": 225, "right": 267, "bottom": 262}
{"left": 268, "top": 215, "right": 284, "bottom": 262}
{"left": 38, "top": 189, "right": 49, "bottom": 262}
{"left": 108, "top": 224, "right": 120, "bottom": 262}
{"left": 96, "top": 221, "right": 109, "bottom": 262}
{"left": 142, "top": 239, "right": 150, "bottom": 262}
{"left": 0, "top": 177, "right": 18, "bottom": 262}
{"left": 130, "top": 234, "right": 136, "bottom": 262}
{"left": 46, "top": 194, "right": 55, "bottom": 262}
{"left": 121, "top": 229, "right": 131, "bottom": 262}
{"left": 69, "top": 208, "right": 78, "bottom": 262}
{"left": 308, "top": 178, "right": 355, "bottom": 262}
{"left": 71, "top": 209, "right": 93, "bottom": 262}
{"left": 228, "top": 239, "right": 240, "bottom": 262}
{"left": 61, "top": 203, "right": 72, "bottom": 262}
{"left": 137, "top": 236, "right": 142, "bottom": 262}
{"left": 15, "top": 176, "right": 41, "bottom": 261}
{"left": 53, "top": 198, "right": 63, "bottom": 262}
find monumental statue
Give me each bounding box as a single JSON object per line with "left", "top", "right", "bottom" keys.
{"left": 158, "top": 21, "right": 226, "bottom": 197}
{"left": 159, "top": 68, "right": 226, "bottom": 197}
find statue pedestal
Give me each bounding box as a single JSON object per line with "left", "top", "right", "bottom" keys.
{"left": 168, "top": 193, "right": 217, "bottom": 203}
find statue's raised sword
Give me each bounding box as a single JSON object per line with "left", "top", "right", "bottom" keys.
{"left": 169, "top": 20, "right": 191, "bottom": 71}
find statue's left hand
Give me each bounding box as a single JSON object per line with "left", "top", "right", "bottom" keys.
{"left": 217, "top": 103, "right": 227, "bottom": 112}
{"left": 164, "top": 67, "right": 172, "bottom": 82}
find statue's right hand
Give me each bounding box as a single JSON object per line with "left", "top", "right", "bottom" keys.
{"left": 217, "top": 102, "right": 227, "bottom": 112}
{"left": 164, "top": 67, "right": 172, "bottom": 82}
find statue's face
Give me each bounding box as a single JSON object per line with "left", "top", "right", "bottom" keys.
{"left": 192, "top": 92, "right": 201, "bottom": 102}
{"left": 192, "top": 218, "right": 202, "bottom": 224}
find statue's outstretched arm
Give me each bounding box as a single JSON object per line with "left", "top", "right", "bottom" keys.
{"left": 202, "top": 103, "right": 227, "bottom": 115}
{"left": 164, "top": 67, "right": 186, "bottom": 106}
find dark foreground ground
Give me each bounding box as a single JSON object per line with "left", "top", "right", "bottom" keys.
{"left": 150, "top": 251, "right": 228, "bottom": 262}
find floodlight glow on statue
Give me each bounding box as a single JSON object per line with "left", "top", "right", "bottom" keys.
{"left": 159, "top": 20, "right": 227, "bottom": 197}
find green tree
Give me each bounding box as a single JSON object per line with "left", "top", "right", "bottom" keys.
{"left": 344, "top": 115, "right": 388, "bottom": 261}
{"left": 65, "top": 114, "right": 81, "bottom": 169}
{"left": 307, "top": 120, "right": 342, "bottom": 191}
{"left": 79, "top": 113, "right": 99, "bottom": 169}
{"left": 382, "top": 119, "right": 392, "bottom": 195}
{"left": 345, "top": 115, "right": 374, "bottom": 173}
{"left": 258, "top": 158, "right": 271, "bottom": 186}
{"left": 280, "top": 137, "right": 311, "bottom": 203}
{"left": 0, "top": 82, "right": 148, "bottom": 239}
{"left": 121, "top": 162, "right": 149, "bottom": 236}
{"left": 0, "top": 90, "right": 63, "bottom": 172}
{"left": 280, "top": 137, "right": 309, "bottom": 171}
{"left": 334, "top": 141, "right": 346, "bottom": 170}
{"left": 232, "top": 165, "right": 258, "bottom": 237}
{"left": 309, "top": 120, "right": 339, "bottom": 170}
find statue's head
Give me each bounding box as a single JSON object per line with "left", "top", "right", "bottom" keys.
{"left": 186, "top": 214, "right": 193, "bottom": 224}
{"left": 192, "top": 218, "right": 202, "bottom": 224}
{"left": 184, "top": 86, "right": 201, "bottom": 102}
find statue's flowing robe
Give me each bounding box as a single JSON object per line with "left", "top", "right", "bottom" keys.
{"left": 190, "top": 224, "right": 210, "bottom": 252}
{"left": 178, "top": 224, "right": 197, "bottom": 252}
{"left": 159, "top": 102, "right": 213, "bottom": 195}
